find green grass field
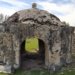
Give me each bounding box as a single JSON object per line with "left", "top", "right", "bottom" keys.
{"left": 25, "top": 37, "right": 39, "bottom": 53}
{"left": 0, "top": 68, "right": 75, "bottom": 75}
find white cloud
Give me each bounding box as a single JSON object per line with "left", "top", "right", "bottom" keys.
{"left": 59, "top": 10, "right": 75, "bottom": 27}
{"left": 38, "top": 2, "right": 74, "bottom": 14}
{"left": 0, "top": 0, "right": 29, "bottom": 7}
{"left": 0, "top": 0, "right": 30, "bottom": 16}
{"left": 37, "top": 1, "right": 75, "bottom": 26}
{"left": 0, "top": 7, "right": 16, "bottom": 16}
{"left": 71, "top": 0, "right": 75, "bottom": 3}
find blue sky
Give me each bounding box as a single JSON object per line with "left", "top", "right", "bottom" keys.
{"left": 0, "top": 0, "right": 75, "bottom": 26}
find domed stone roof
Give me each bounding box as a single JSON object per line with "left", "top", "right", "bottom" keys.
{"left": 6, "top": 3, "right": 63, "bottom": 26}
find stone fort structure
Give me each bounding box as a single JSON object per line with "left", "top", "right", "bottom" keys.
{"left": 0, "top": 3, "right": 74, "bottom": 73}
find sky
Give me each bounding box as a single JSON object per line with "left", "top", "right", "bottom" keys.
{"left": 0, "top": 0, "right": 75, "bottom": 26}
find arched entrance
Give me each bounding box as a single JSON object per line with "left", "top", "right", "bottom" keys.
{"left": 20, "top": 38, "right": 45, "bottom": 69}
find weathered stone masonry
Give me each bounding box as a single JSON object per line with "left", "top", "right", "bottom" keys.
{"left": 0, "top": 4, "right": 74, "bottom": 73}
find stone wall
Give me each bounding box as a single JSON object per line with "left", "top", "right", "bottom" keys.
{"left": 0, "top": 32, "right": 19, "bottom": 73}
{"left": 0, "top": 32, "right": 14, "bottom": 73}
{"left": 2, "top": 22, "right": 73, "bottom": 71}
{"left": 72, "top": 28, "right": 75, "bottom": 55}
{"left": 0, "top": 4, "right": 74, "bottom": 73}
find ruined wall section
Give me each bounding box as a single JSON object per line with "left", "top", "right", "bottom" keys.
{"left": 2, "top": 7, "right": 74, "bottom": 71}
{"left": 0, "top": 32, "right": 14, "bottom": 65}
{"left": 72, "top": 28, "right": 75, "bottom": 55}
{"left": 60, "top": 26, "right": 73, "bottom": 64}
{"left": 0, "top": 32, "right": 20, "bottom": 73}
{"left": 4, "top": 22, "right": 73, "bottom": 70}
{"left": 3, "top": 19, "right": 73, "bottom": 70}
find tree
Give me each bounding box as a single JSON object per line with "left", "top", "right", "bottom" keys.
{"left": 0, "top": 14, "right": 3, "bottom": 23}
{"left": 62, "top": 21, "right": 69, "bottom": 26}
{"left": 0, "top": 13, "right": 9, "bottom": 23}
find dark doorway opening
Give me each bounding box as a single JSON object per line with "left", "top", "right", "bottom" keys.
{"left": 20, "top": 39, "right": 45, "bottom": 70}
